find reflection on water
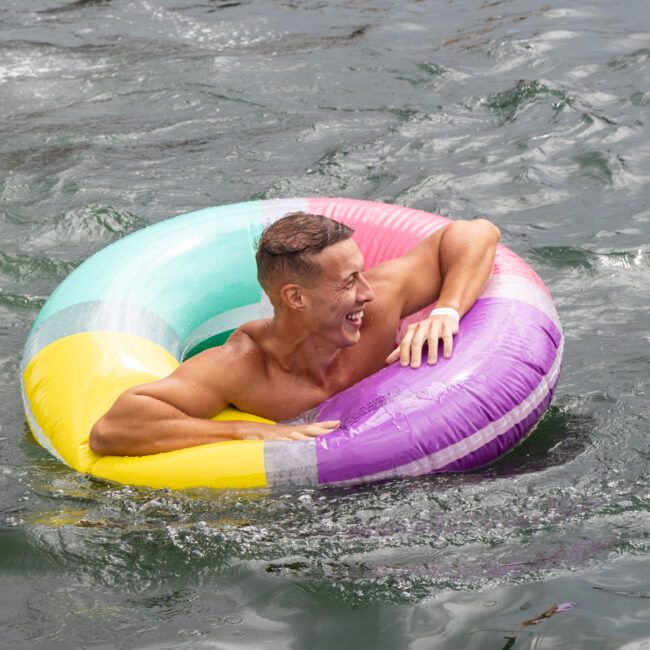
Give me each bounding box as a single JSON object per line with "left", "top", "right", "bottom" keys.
{"left": 1, "top": 0, "right": 649, "bottom": 647}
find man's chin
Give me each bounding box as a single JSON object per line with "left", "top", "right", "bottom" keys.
{"left": 341, "top": 329, "right": 361, "bottom": 347}
{"left": 322, "top": 324, "right": 361, "bottom": 349}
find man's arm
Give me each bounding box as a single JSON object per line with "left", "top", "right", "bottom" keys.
{"left": 381, "top": 218, "right": 500, "bottom": 367}
{"left": 89, "top": 346, "right": 338, "bottom": 456}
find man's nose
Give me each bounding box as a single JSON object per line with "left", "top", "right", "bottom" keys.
{"left": 358, "top": 273, "right": 375, "bottom": 303}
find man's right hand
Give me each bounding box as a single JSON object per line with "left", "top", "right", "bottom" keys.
{"left": 239, "top": 420, "right": 340, "bottom": 441}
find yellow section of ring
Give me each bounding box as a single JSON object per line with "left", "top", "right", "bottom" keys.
{"left": 22, "top": 331, "right": 269, "bottom": 489}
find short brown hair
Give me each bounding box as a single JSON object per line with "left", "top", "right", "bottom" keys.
{"left": 256, "top": 212, "right": 354, "bottom": 291}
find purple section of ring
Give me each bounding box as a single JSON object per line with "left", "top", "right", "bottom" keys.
{"left": 436, "top": 387, "right": 555, "bottom": 473}
{"left": 311, "top": 297, "right": 562, "bottom": 484}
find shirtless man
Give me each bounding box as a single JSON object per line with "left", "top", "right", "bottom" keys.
{"left": 89, "top": 211, "right": 500, "bottom": 456}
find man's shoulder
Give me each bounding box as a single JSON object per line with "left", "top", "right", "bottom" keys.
{"left": 230, "top": 319, "right": 269, "bottom": 356}
{"left": 180, "top": 323, "right": 267, "bottom": 383}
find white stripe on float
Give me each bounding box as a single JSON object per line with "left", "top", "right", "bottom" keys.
{"left": 180, "top": 302, "right": 270, "bottom": 358}
{"left": 482, "top": 273, "right": 561, "bottom": 330}
{"left": 20, "top": 376, "right": 67, "bottom": 465}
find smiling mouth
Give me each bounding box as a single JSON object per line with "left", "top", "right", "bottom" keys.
{"left": 345, "top": 309, "right": 364, "bottom": 324}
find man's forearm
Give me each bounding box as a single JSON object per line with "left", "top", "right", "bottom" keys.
{"left": 387, "top": 219, "right": 500, "bottom": 368}
{"left": 436, "top": 219, "right": 500, "bottom": 315}
{"left": 89, "top": 391, "right": 339, "bottom": 456}
{"left": 89, "top": 393, "right": 250, "bottom": 456}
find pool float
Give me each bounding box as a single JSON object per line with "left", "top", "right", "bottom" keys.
{"left": 21, "top": 198, "right": 563, "bottom": 489}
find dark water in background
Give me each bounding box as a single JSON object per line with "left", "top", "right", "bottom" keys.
{"left": 1, "top": 0, "right": 649, "bottom": 647}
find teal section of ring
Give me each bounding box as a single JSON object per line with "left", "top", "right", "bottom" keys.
{"left": 32, "top": 202, "right": 264, "bottom": 342}
{"left": 28, "top": 198, "right": 310, "bottom": 361}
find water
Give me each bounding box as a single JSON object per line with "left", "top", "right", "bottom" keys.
{"left": 1, "top": 0, "right": 649, "bottom": 647}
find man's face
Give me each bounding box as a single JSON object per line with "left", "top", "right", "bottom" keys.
{"left": 303, "top": 239, "right": 375, "bottom": 347}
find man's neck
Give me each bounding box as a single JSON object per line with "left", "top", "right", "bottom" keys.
{"left": 263, "top": 315, "right": 344, "bottom": 388}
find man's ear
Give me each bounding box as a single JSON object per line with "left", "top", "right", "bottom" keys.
{"left": 279, "top": 283, "right": 306, "bottom": 311}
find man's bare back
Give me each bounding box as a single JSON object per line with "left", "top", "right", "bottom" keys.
{"left": 89, "top": 213, "right": 500, "bottom": 456}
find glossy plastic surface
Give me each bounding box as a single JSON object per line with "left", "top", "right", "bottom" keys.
{"left": 21, "top": 198, "right": 563, "bottom": 489}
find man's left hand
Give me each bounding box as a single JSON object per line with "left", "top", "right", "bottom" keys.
{"left": 385, "top": 313, "right": 459, "bottom": 368}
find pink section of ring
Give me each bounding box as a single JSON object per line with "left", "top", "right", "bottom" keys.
{"left": 493, "top": 244, "right": 549, "bottom": 296}
{"left": 307, "top": 197, "right": 549, "bottom": 296}
{"left": 309, "top": 198, "right": 447, "bottom": 268}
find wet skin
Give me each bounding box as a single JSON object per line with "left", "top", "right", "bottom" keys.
{"left": 90, "top": 219, "right": 500, "bottom": 456}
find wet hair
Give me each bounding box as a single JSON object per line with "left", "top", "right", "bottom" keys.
{"left": 256, "top": 212, "right": 354, "bottom": 293}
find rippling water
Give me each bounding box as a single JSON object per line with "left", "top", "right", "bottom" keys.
{"left": 1, "top": 1, "right": 649, "bottom": 647}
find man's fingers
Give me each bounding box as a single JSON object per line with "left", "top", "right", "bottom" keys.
{"left": 287, "top": 431, "right": 310, "bottom": 440}
{"left": 442, "top": 328, "right": 454, "bottom": 359}
{"left": 399, "top": 328, "right": 415, "bottom": 366}
{"left": 386, "top": 347, "right": 400, "bottom": 364}
{"left": 268, "top": 420, "right": 341, "bottom": 440}
{"left": 409, "top": 327, "right": 428, "bottom": 368}
{"left": 388, "top": 315, "right": 460, "bottom": 367}
{"left": 300, "top": 420, "right": 340, "bottom": 437}
{"left": 315, "top": 420, "right": 340, "bottom": 429}
{"left": 271, "top": 420, "right": 340, "bottom": 442}
{"left": 427, "top": 327, "right": 440, "bottom": 364}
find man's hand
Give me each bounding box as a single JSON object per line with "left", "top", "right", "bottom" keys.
{"left": 376, "top": 217, "right": 498, "bottom": 370}
{"left": 385, "top": 313, "right": 459, "bottom": 368}
{"left": 239, "top": 420, "right": 340, "bottom": 441}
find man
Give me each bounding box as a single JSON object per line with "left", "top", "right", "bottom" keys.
{"left": 90, "top": 211, "right": 500, "bottom": 456}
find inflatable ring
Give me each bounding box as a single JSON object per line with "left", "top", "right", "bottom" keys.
{"left": 21, "top": 198, "right": 563, "bottom": 490}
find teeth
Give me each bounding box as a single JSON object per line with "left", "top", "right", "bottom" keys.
{"left": 346, "top": 310, "right": 363, "bottom": 322}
